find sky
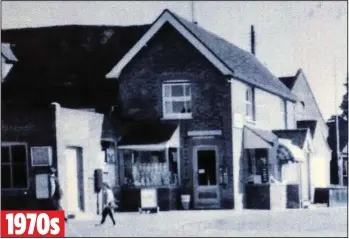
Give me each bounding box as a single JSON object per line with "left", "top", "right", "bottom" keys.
{"left": 2, "top": 1, "right": 348, "bottom": 121}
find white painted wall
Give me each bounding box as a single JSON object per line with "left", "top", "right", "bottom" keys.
{"left": 54, "top": 105, "right": 104, "bottom": 215}
{"left": 230, "top": 78, "right": 295, "bottom": 209}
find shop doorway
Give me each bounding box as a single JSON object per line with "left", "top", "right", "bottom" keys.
{"left": 63, "top": 147, "right": 84, "bottom": 213}
{"left": 193, "top": 146, "right": 219, "bottom": 209}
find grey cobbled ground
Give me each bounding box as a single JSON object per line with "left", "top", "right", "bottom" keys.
{"left": 65, "top": 207, "right": 348, "bottom": 237}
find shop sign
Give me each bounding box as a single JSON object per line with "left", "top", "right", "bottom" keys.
{"left": 261, "top": 163, "right": 269, "bottom": 183}
{"left": 141, "top": 188, "right": 158, "bottom": 208}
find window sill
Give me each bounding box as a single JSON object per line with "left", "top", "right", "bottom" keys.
{"left": 162, "top": 114, "right": 193, "bottom": 120}
{"left": 245, "top": 117, "right": 256, "bottom": 125}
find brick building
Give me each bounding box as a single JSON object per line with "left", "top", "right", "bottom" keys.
{"left": 1, "top": 9, "right": 329, "bottom": 214}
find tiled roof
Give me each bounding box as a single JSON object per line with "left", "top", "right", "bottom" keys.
{"left": 170, "top": 11, "right": 296, "bottom": 101}
{"left": 272, "top": 129, "right": 308, "bottom": 149}
{"left": 118, "top": 121, "right": 178, "bottom": 146}
{"left": 297, "top": 120, "right": 317, "bottom": 138}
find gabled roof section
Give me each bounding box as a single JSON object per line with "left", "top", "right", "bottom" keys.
{"left": 106, "top": 9, "right": 296, "bottom": 101}
{"left": 279, "top": 69, "right": 302, "bottom": 90}
{"left": 272, "top": 128, "right": 309, "bottom": 149}
{"left": 297, "top": 120, "right": 317, "bottom": 138}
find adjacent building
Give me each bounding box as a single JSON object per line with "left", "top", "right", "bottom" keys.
{"left": 279, "top": 69, "right": 332, "bottom": 201}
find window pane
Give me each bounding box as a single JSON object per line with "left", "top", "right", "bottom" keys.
{"left": 246, "top": 104, "right": 253, "bottom": 117}
{"left": 246, "top": 88, "right": 251, "bottom": 101}
{"left": 171, "top": 85, "right": 184, "bottom": 97}
{"left": 184, "top": 84, "right": 191, "bottom": 96}
{"left": 1, "top": 165, "right": 11, "bottom": 188}
{"left": 12, "top": 164, "right": 28, "bottom": 188}
{"left": 164, "top": 85, "right": 171, "bottom": 97}
{"left": 2, "top": 146, "right": 10, "bottom": 163}
{"left": 173, "top": 101, "right": 186, "bottom": 113}
{"left": 11, "top": 145, "right": 26, "bottom": 163}
{"left": 165, "top": 101, "right": 172, "bottom": 114}
{"left": 186, "top": 100, "right": 192, "bottom": 113}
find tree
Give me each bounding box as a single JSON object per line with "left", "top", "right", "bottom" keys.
{"left": 340, "top": 74, "right": 348, "bottom": 120}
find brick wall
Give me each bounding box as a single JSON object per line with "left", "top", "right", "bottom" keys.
{"left": 117, "top": 23, "right": 233, "bottom": 208}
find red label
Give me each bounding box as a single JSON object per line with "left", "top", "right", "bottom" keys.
{"left": 1, "top": 210, "right": 65, "bottom": 238}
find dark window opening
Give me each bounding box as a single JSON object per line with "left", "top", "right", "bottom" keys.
{"left": 1, "top": 144, "right": 28, "bottom": 189}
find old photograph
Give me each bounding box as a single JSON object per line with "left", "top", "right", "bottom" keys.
{"left": 1, "top": 1, "right": 348, "bottom": 237}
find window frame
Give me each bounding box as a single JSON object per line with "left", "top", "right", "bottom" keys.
{"left": 245, "top": 87, "right": 255, "bottom": 121}
{"left": 1, "top": 142, "right": 29, "bottom": 190}
{"left": 162, "top": 81, "right": 192, "bottom": 119}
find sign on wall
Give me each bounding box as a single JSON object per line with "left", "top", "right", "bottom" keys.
{"left": 233, "top": 113, "right": 244, "bottom": 129}
{"left": 35, "top": 174, "right": 50, "bottom": 199}
{"left": 31, "top": 146, "right": 52, "bottom": 166}
{"left": 140, "top": 188, "right": 158, "bottom": 209}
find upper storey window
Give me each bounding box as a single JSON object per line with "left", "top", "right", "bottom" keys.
{"left": 163, "top": 82, "right": 192, "bottom": 119}
{"left": 245, "top": 87, "right": 255, "bottom": 120}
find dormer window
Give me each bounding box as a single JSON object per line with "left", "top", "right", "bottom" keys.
{"left": 163, "top": 82, "right": 192, "bottom": 119}
{"left": 245, "top": 87, "right": 255, "bottom": 120}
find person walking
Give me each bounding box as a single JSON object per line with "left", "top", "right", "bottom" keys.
{"left": 99, "top": 183, "right": 117, "bottom": 226}
{"left": 49, "top": 167, "right": 68, "bottom": 222}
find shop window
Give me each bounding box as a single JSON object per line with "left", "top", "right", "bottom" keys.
{"left": 1, "top": 144, "right": 28, "bottom": 189}
{"left": 163, "top": 82, "right": 192, "bottom": 119}
{"left": 122, "top": 149, "right": 179, "bottom": 187}
{"left": 246, "top": 149, "right": 269, "bottom": 184}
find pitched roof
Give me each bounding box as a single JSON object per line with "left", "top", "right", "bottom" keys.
{"left": 279, "top": 69, "right": 302, "bottom": 90}
{"left": 279, "top": 76, "right": 297, "bottom": 90}
{"left": 118, "top": 120, "right": 178, "bottom": 146}
{"left": 106, "top": 10, "right": 296, "bottom": 101}
{"left": 1, "top": 24, "right": 149, "bottom": 107}
{"left": 170, "top": 12, "right": 296, "bottom": 101}
{"left": 297, "top": 120, "right": 317, "bottom": 138}
{"left": 272, "top": 129, "right": 309, "bottom": 149}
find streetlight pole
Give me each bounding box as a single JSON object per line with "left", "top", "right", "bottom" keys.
{"left": 334, "top": 59, "right": 343, "bottom": 186}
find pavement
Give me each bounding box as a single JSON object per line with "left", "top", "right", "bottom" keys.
{"left": 65, "top": 207, "right": 348, "bottom": 237}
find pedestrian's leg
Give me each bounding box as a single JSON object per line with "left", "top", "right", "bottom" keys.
{"left": 107, "top": 208, "right": 116, "bottom": 225}
{"left": 100, "top": 208, "right": 107, "bottom": 224}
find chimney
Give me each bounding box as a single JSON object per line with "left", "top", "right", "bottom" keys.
{"left": 250, "top": 25, "right": 256, "bottom": 55}
{"left": 191, "top": 1, "right": 198, "bottom": 24}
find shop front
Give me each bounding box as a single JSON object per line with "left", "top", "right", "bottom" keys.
{"left": 243, "top": 126, "right": 312, "bottom": 210}
{"left": 117, "top": 122, "right": 181, "bottom": 211}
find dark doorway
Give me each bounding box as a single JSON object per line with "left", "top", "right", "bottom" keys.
{"left": 197, "top": 150, "right": 217, "bottom": 186}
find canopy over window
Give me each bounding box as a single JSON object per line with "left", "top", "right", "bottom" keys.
{"left": 243, "top": 126, "right": 278, "bottom": 149}
{"left": 277, "top": 139, "right": 305, "bottom": 164}
{"left": 118, "top": 121, "right": 179, "bottom": 151}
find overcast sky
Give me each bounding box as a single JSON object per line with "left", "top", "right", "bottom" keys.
{"left": 2, "top": 1, "right": 347, "bottom": 120}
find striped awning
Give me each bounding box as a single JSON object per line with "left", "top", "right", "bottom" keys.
{"left": 277, "top": 139, "right": 305, "bottom": 164}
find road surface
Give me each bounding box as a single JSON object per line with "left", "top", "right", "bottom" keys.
{"left": 65, "top": 207, "right": 348, "bottom": 237}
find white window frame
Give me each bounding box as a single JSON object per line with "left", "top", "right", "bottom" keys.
{"left": 162, "top": 81, "right": 192, "bottom": 119}
{"left": 245, "top": 87, "right": 254, "bottom": 121}
{"left": 343, "top": 160, "right": 348, "bottom": 177}
{"left": 31, "top": 146, "right": 53, "bottom": 166}
{"left": 1, "top": 142, "right": 29, "bottom": 190}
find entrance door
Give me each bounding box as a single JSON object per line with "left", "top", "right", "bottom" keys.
{"left": 194, "top": 147, "right": 219, "bottom": 209}
{"left": 63, "top": 147, "right": 84, "bottom": 213}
